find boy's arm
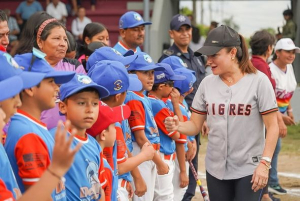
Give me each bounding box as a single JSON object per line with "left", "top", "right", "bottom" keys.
{"left": 175, "top": 143, "right": 189, "bottom": 188}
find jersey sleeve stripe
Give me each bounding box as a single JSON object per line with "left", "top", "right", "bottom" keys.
{"left": 190, "top": 107, "right": 207, "bottom": 115}
{"left": 260, "top": 108, "right": 278, "bottom": 115}
{"left": 131, "top": 125, "right": 145, "bottom": 131}
{"left": 23, "top": 178, "right": 40, "bottom": 183}
{"left": 167, "top": 131, "right": 177, "bottom": 137}
{"left": 175, "top": 139, "right": 188, "bottom": 143}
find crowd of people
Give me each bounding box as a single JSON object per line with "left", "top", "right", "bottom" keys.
{"left": 0, "top": 1, "right": 299, "bottom": 201}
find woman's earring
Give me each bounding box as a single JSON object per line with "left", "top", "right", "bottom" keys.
{"left": 231, "top": 57, "right": 234, "bottom": 60}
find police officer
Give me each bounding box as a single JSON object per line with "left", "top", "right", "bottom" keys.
{"left": 158, "top": 14, "right": 206, "bottom": 201}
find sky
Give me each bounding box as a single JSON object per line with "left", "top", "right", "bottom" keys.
{"left": 180, "top": 0, "right": 291, "bottom": 37}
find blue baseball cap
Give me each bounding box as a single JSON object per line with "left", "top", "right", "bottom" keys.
{"left": 0, "top": 52, "right": 45, "bottom": 89}
{"left": 88, "top": 60, "right": 142, "bottom": 95}
{"left": 0, "top": 76, "right": 23, "bottom": 101}
{"left": 14, "top": 48, "right": 75, "bottom": 84}
{"left": 86, "top": 47, "right": 138, "bottom": 71}
{"left": 174, "top": 68, "right": 196, "bottom": 95}
{"left": 127, "top": 52, "right": 165, "bottom": 72}
{"left": 59, "top": 74, "right": 110, "bottom": 101}
{"left": 119, "top": 11, "right": 152, "bottom": 29}
{"left": 160, "top": 56, "right": 190, "bottom": 70}
{"left": 154, "top": 63, "right": 185, "bottom": 84}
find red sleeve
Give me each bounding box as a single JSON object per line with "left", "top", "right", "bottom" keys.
{"left": 103, "top": 147, "right": 114, "bottom": 170}
{"left": 99, "top": 153, "right": 107, "bottom": 188}
{"left": 116, "top": 127, "right": 127, "bottom": 164}
{"left": 154, "top": 108, "right": 177, "bottom": 137}
{"left": 103, "top": 167, "right": 113, "bottom": 201}
{"left": 126, "top": 100, "right": 145, "bottom": 132}
{"left": 14, "top": 133, "right": 51, "bottom": 186}
{"left": 175, "top": 115, "right": 188, "bottom": 144}
{"left": 0, "top": 179, "right": 15, "bottom": 201}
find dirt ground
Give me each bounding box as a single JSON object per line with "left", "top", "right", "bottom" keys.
{"left": 192, "top": 140, "right": 300, "bottom": 201}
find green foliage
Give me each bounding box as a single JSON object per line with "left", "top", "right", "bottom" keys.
{"left": 262, "top": 27, "right": 276, "bottom": 36}
{"left": 281, "top": 124, "right": 300, "bottom": 154}
{"left": 222, "top": 16, "right": 240, "bottom": 32}
{"left": 180, "top": 7, "right": 193, "bottom": 16}
{"left": 197, "top": 24, "right": 210, "bottom": 37}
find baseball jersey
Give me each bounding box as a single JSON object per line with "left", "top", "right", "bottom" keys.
{"left": 50, "top": 128, "right": 102, "bottom": 201}
{"left": 125, "top": 91, "right": 160, "bottom": 145}
{"left": 269, "top": 62, "right": 297, "bottom": 113}
{"left": 191, "top": 72, "right": 278, "bottom": 180}
{"left": 0, "top": 144, "right": 21, "bottom": 199}
{"left": 148, "top": 95, "right": 176, "bottom": 155}
{"left": 102, "top": 158, "right": 113, "bottom": 201}
{"left": 0, "top": 179, "right": 14, "bottom": 201}
{"left": 5, "top": 109, "right": 66, "bottom": 200}
{"left": 113, "top": 41, "right": 141, "bottom": 55}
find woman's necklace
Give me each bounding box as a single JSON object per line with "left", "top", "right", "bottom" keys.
{"left": 220, "top": 76, "right": 233, "bottom": 83}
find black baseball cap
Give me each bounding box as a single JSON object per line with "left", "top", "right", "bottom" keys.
{"left": 170, "top": 14, "right": 191, "bottom": 31}
{"left": 195, "top": 25, "right": 241, "bottom": 56}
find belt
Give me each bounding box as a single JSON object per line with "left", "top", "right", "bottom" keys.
{"left": 152, "top": 143, "right": 160, "bottom": 151}
{"left": 164, "top": 153, "right": 176, "bottom": 161}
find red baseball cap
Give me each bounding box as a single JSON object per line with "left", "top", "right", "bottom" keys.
{"left": 87, "top": 104, "right": 131, "bottom": 137}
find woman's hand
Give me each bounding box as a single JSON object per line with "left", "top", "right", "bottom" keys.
{"left": 164, "top": 115, "right": 179, "bottom": 133}
{"left": 201, "top": 121, "right": 209, "bottom": 136}
{"left": 251, "top": 163, "right": 269, "bottom": 192}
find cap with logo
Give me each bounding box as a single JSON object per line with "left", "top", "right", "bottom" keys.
{"left": 195, "top": 25, "right": 241, "bottom": 56}
{"left": 86, "top": 47, "right": 138, "bottom": 71}
{"left": 154, "top": 63, "right": 185, "bottom": 84}
{"left": 0, "top": 51, "right": 46, "bottom": 90}
{"left": 59, "top": 74, "right": 110, "bottom": 101}
{"left": 119, "top": 11, "right": 152, "bottom": 29}
{"left": 173, "top": 68, "right": 196, "bottom": 95}
{"left": 88, "top": 60, "right": 142, "bottom": 95}
{"left": 170, "top": 14, "right": 191, "bottom": 31}
{"left": 275, "top": 38, "right": 300, "bottom": 53}
{"left": 14, "top": 48, "right": 75, "bottom": 84}
{"left": 87, "top": 104, "right": 131, "bottom": 137}
{"left": 160, "top": 56, "right": 195, "bottom": 75}
{"left": 126, "top": 52, "right": 165, "bottom": 72}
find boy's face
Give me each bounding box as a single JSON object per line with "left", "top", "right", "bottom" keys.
{"left": 135, "top": 70, "right": 155, "bottom": 91}
{"left": 160, "top": 81, "right": 174, "bottom": 98}
{"left": 0, "top": 94, "right": 22, "bottom": 123}
{"left": 33, "top": 78, "right": 59, "bottom": 110}
{"left": 61, "top": 91, "right": 99, "bottom": 131}
{"left": 0, "top": 108, "right": 6, "bottom": 141}
{"left": 105, "top": 123, "right": 116, "bottom": 147}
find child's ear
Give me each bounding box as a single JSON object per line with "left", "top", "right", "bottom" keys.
{"left": 58, "top": 101, "right": 67, "bottom": 115}
{"left": 158, "top": 84, "right": 164, "bottom": 90}
{"left": 23, "top": 88, "right": 34, "bottom": 97}
{"left": 100, "top": 130, "right": 106, "bottom": 141}
{"left": 115, "top": 93, "right": 121, "bottom": 102}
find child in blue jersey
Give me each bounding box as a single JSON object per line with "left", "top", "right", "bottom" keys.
{"left": 87, "top": 104, "right": 132, "bottom": 201}
{"left": 88, "top": 60, "right": 155, "bottom": 201}
{"left": 4, "top": 49, "right": 75, "bottom": 201}
{"left": 50, "top": 74, "right": 109, "bottom": 201}
{"left": 164, "top": 68, "right": 197, "bottom": 201}
{"left": 124, "top": 52, "right": 171, "bottom": 201}
{"left": 148, "top": 63, "right": 185, "bottom": 200}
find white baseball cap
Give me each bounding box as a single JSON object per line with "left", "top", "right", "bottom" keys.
{"left": 275, "top": 38, "right": 300, "bottom": 53}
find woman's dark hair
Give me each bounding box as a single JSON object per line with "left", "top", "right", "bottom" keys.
{"left": 16, "top": 11, "right": 66, "bottom": 54}
{"left": 66, "top": 31, "right": 77, "bottom": 53}
{"left": 250, "top": 30, "right": 275, "bottom": 56}
{"left": 272, "top": 50, "right": 281, "bottom": 61}
{"left": 283, "top": 9, "right": 293, "bottom": 17}
{"left": 225, "top": 34, "right": 257, "bottom": 74}
{"left": 82, "top": 22, "right": 107, "bottom": 46}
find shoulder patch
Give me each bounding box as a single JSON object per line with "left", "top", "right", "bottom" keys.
{"left": 163, "top": 49, "right": 174, "bottom": 56}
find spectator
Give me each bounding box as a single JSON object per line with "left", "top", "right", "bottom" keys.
{"left": 66, "top": 30, "right": 77, "bottom": 59}
{"left": 282, "top": 9, "right": 297, "bottom": 41}
{"left": 46, "top": 0, "right": 77, "bottom": 16}
{"left": 46, "top": 0, "right": 68, "bottom": 25}
{"left": 113, "top": 11, "right": 152, "bottom": 55}
{"left": 209, "top": 21, "right": 219, "bottom": 32}
{"left": 15, "top": 0, "right": 43, "bottom": 32}
{"left": 77, "top": 0, "right": 96, "bottom": 11}
{"left": 4, "top": 9, "right": 20, "bottom": 56}
{"left": 71, "top": 7, "right": 91, "bottom": 41}
{"left": 0, "top": 10, "right": 9, "bottom": 50}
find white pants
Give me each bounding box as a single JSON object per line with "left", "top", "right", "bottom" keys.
{"left": 132, "top": 142, "right": 157, "bottom": 201}
{"left": 154, "top": 153, "right": 175, "bottom": 201}
{"left": 117, "top": 179, "right": 129, "bottom": 201}
{"left": 172, "top": 157, "right": 189, "bottom": 201}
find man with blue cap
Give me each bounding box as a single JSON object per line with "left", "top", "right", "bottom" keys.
{"left": 113, "top": 11, "right": 152, "bottom": 55}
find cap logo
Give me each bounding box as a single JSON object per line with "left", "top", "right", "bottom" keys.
{"left": 119, "top": 20, "right": 123, "bottom": 28}
{"left": 114, "top": 80, "right": 123, "bottom": 91}
{"left": 212, "top": 40, "right": 219, "bottom": 44}
{"left": 3, "top": 53, "right": 21, "bottom": 69}
{"left": 143, "top": 54, "right": 152, "bottom": 63}
{"left": 287, "top": 40, "right": 294, "bottom": 45}
{"left": 156, "top": 73, "right": 165, "bottom": 80}
{"left": 189, "top": 81, "right": 193, "bottom": 89}
{"left": 179, "top": 58, "right": 188, "bottom": 67}
{"left": 77, "top": 75, "right": 92, "bottom": 84}
{"left": 134, "top": 13, "right": 142, "bottom": 21}
{"left": 178, "top": 15, "right": 186, "bottom": 22}
{"left": 112, "top": 48, "right": 122, "bottom": 56}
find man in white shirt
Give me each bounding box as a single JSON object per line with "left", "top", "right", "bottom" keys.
{"left": 46, "top": 0, "right": 68, "bottom": 25}
{"left": 71, "top": 7, "right": 91, "bottom": 41}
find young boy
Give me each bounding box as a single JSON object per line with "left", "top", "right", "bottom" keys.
{"left": 165, "top": 68, "right": 197, "bottom": 201}
{"left": 50, "top": 73, "right": 109, "bottom": 200}
{"left": 147, "top": 63, "right": 185, "bottom": 200}
{"left": 124, "top": 52, "right": 172, "bottom": 201}
{"left": 87, "top": 104, "right": 132, "bottom": 201}
{"left": 4, "top": 51, "right": 75, "bottom": 200}
{"left": 88, "top": 60, "right": 155, "bottom": 201}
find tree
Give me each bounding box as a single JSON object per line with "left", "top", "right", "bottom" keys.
{"left": 180, "top": 7, "right": 193, "bottom": 16}
{"left": 222, "top": 16, "right": 240, "bottom": 31}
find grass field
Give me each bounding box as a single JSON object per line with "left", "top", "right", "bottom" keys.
{"left": 281, "top": 123, "right": 300, "bottom": 154}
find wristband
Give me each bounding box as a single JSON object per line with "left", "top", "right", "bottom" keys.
{"left": 260, "top": 160, "right": 272, "bottom": 169}
{"left": 288, "top": 109, "right": 293, "bottom": 112}
{"left": 261, "top": 156, "right": 271, "bottom": 163}
{"left": 47, "top": 168, "right": 62, "bottom": 180}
